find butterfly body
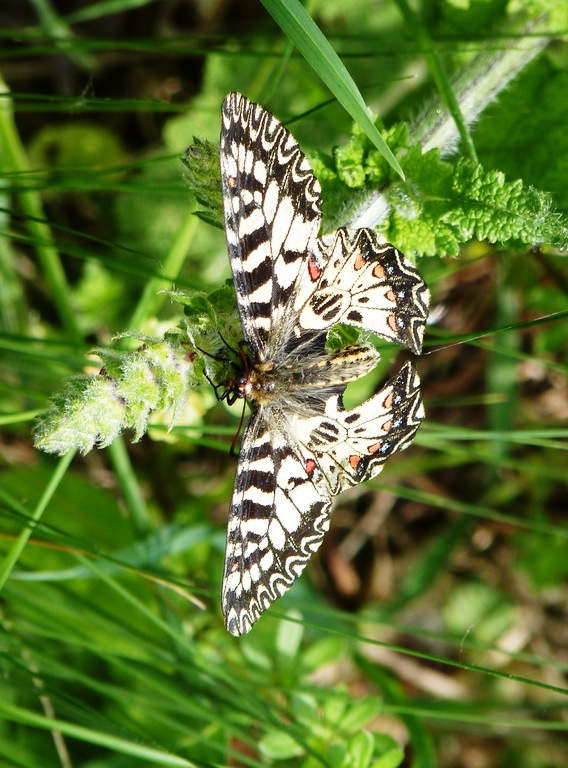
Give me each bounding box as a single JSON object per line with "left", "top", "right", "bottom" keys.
{"left": 219, "top": 92, "right": 429, "bottom": 636}
{"left": 233, "top": 343, "right": 378, "bottom": 407}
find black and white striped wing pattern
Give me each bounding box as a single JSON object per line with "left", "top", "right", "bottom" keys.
{"left": 220, "top": 91, "right": 322, "bottom": 360}
{"left": 222, "top": 410, "right": 332, "bottom": 637}
{"left": 219, "top": 92, "right": 429, "bottom": 636}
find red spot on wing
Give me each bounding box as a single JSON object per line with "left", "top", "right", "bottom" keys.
{"left": 382, "top": 420, "right": 393, "bottom": 432}
{"left": 368, "top": 442, "right": 382, "bottom": 453}
{"left": 227, "top": 176, "right": 236, "bottom": 188}
{"left": 305, "top": 458, "right": 317, "bottom": 476}
{"left": 383, "top": 391, "right": 394, "bottom": 409}
{"left": 385, "top": 289, "right": 397, "bottom": 302}
{"left": 307, "top": 257, "right": 321, "bottom": 281}
{"left": 373, "top": 264, "right": 385, "bottom": 278}
{"left": 387, "top": 315, "right": 398, "bottom": 335}
{"left": 353, "top": 252, "right": 366, "bottom": 270}
{"left": 349, "top": 455, "right": 360, "bottom": 469}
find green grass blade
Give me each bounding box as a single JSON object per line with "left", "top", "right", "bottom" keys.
{"left": 0, "top": 450, "right": 75, "bottom": 593}
{"left": 0, "top": 74, "right": 81, "bottom": 343}
{"left": 260, "top": 0, "right": 405, "bottom": 178}
{"left": 107, "top": 438, "right": 151, "bottom": 535}
{"left": 0, "top": 702, "right": 198, "bottom": 766}
{"left": 394, "top": 0, "right": 478, "bottom": 162}
{"left": 126, "top": 212, "right": 199, "bottom": 330}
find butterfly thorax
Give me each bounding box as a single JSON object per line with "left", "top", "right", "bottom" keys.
{"left": 237, "top": 343, "right": 379, "bottom": 407}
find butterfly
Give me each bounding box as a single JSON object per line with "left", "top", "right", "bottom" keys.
{"left": 219, "top": 92, "right": 429, "bottom": 636}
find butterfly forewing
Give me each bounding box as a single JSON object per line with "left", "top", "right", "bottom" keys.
{"left": 222, "top": 410, "right": 332, "bottom": 637}
{"left": 220, "top": 92, "right": 322, "bottom": 360}
{"left": 219, "top": 92, "right": 430, "bottom": 636}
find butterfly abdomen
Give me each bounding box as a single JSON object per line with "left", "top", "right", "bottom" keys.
{"left": 243, "top": 344, "right": 379, "bottom": 406}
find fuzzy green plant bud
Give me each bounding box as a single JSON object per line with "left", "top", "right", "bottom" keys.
{"left": 34, "top": 374, "right": 127, "bottom": 455}
{"left": 34, "top": 334, "right": 203, "bottom": 455}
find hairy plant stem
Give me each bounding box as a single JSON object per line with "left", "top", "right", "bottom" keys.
{"left": 346, "top": 18, "right": 551, "bottom": 230}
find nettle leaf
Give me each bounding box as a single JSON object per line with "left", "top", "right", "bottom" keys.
{"left": 332, "top": 121, "right": 411, "bottom": 190}
{"left": 314, "top": 116, "right": 568, "bottom": 256}
{"left": 314, "top": 121, "right": 411, "bottom": 229}
{"left": 445, "top": 159, "right": 567, "bottom": 247}
{"left": 386, "top": 145, "right": 458, "bottom": 256}
{"left": 389, "top": 147, "right": 568, "bottom": 254}
{"left": 387, "top": 147, "right": 568, "bottom": 255}
{"left": 335, "top": 131, "right": 367, "bottom": 188}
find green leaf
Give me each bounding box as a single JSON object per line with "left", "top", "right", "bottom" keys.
{"left": 372, "top": 746, "right": 405, "bottom": 768}
{"left": 259, "top": 729, "right": 304, "bottom": 760}
{"left": 290, "top": 692, "right": 319, "bottom": 727}
{"left": 442, "top": 582, "right": 516, "bottom": 645}
{"left": 387, "top": 150, "right": 568, "bottom": 255}
{"left": 300, "top": 636, "right": 345, "bottom": 673}
{"left": 275, "top": 610, "right": 304, "bottom": 662}
{"left": 340, "top": 697, "right": 381, "bottom": 732}
{"left": 317, "top": 107, "right": 568, "bottom": 252}
{"left": 239, "top": 639, "right": 274, "bottom": 672}
{"left": 447, "top": 159, "right": 568, "bottom": 247}
{"left": 335, "top": 132, "right": 367, "bottom": 188}
{"left": 348, "top": 731, "right": 374, "bottom": 768}
{"left": 327, "top": 742, "right": 349, "bottom": 768}
{"left": 322, "top": 692, "right": 348, "bottom": 728}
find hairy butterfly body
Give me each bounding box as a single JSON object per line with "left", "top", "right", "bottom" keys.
{"left": 219, "top": 92, "right": 429, "bottom": 636}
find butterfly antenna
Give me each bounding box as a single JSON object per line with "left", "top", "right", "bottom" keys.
{"left": 218, "top": 330, "right": 247, "bottom": 360}
{"left": 194, "top": 342, "right": 228, "bottom": 363}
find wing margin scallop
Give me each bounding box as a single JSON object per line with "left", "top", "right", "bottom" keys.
{"left": 290, "top": 362, "right": 424, "bottom": 497}
{"left": 222, "top": 408, "right": 332, "bottom": 637}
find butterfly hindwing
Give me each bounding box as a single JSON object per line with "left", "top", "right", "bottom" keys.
{"left": 292, "top": 362, "right": 424, "bottom": 496}
{"left": 295, "top": 228, "right": 429, "bottom": 354}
